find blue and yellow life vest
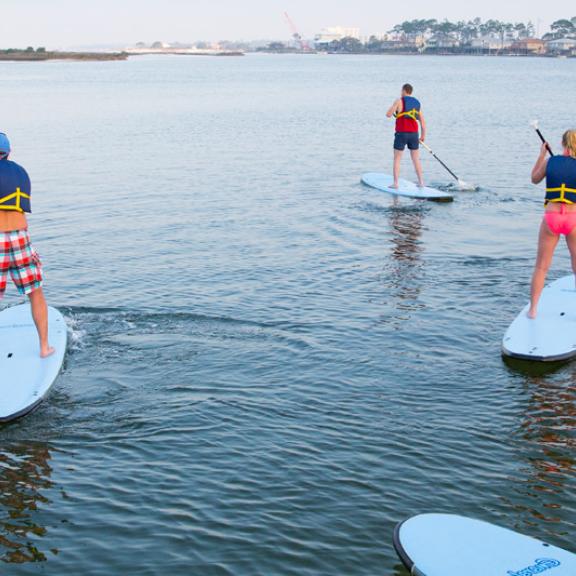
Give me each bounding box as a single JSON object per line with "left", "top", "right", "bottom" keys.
{"left": 395, "top": 96, "right": 421, "bottom": 121}
{"left": 545, "top": 155, "right": 576, "bottom": 205}
{"left": 0, "top": 159, "right": 31, "bottom": 213}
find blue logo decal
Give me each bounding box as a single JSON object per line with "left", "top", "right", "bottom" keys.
{"left": 507, "top": 558, "right": 561, "bottom": 576}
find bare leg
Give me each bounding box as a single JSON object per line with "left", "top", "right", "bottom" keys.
{"left": 392, "top": 150, "right": 403, "bottom": 188}
{"left": 565, "top": 226, "right": 576, "bottom": 288}
{"left": 410, "top": 149, "right": 425, "bottom": 187}
{"left": 28, "top": 287, "right": 54, "bottom": 358}
{"left": 529, "top": 220, "right": 559, "bottom": 318}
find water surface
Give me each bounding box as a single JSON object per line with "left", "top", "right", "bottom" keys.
{"left": 0, "top": 54, "right": 575, "bottom": 574}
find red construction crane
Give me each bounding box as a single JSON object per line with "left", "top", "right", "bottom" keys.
{"left": 283, "top": 12, "right": 310, "bottom": 51}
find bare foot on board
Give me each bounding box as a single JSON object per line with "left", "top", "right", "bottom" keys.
{"left": 41, "top": 346, "right": 56, "bottom": 359}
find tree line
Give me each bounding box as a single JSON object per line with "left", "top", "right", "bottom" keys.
{"left": 389, "top": 17, "right": 576, "bottom": 40}
{"left": 317, "top": 16, "right": 576, "bottom": 54}
{"left": 545, "top": 17, "right": 576, "bottom": 39}
{"left": 390, "top": 18, "right": 534, "bottom": 42}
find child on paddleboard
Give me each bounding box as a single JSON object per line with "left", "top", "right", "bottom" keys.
{"left": 386, "top": 84, "right": 427, "bottom": 189}
{"left": 0, "top": 133, "right": 54, "bottom": 357}
{"left": 529, "top": 129, "right": 576, "bottom": 318}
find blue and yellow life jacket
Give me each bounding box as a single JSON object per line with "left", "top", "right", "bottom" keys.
{"left": 395, "top": 96, "right": 421, "bottom": 121}
{"left": 545, "top": 155, "right": 576, "bottom": 205}
{"left": 0, "top": 159, "right": 31, "bottom": 213}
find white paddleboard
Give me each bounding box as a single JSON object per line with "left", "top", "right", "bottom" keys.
{"left": 502, "top": 275, "right": 576, "bottom": 361}
{"left": 394, "top": 514, "right": 576, "bottom": 576}
{"left": 0, "top": 304, "right": 67, "bottom": 423}
{"left": 361, "top": 173, "right": 453, "bottom": 202}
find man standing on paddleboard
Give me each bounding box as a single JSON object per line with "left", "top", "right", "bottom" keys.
{"left": 386, "top": 84, "right": 427, "bottom": 188}
{"left": 0, "top": 133, "right": 54, "bottom": 358}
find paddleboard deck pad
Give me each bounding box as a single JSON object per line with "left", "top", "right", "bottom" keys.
{"left": 361, "top": 173, "right": 453, "bottom": 202}
{"left": 0, "top": 304, "right": 67, "bottom": 423}
{"left": 503, "top": 274, "right": 576, "bottom": 361}
{"left": 393, "top": 514, "right": 576, "bottom": 576}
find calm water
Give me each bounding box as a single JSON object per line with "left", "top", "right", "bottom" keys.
{"left": 0, "top": 54, "right": 575, "bottom": 574}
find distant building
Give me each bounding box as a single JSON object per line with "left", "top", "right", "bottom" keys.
{"left": 405, "top": 33, "right": 427, "bottom": 48}
{"left": 546, "top": 37, "right": 576, "bottom": 53}
{"left": 510, "top": 38, "right": 545, "bottom": 54}
{"left": 315, "top": 26, "right": 360, "bottom": 45}
{"left": 365, "top": 33, "right": 390, "bottom": 42}
{"left": 362, "top": 33, "right": 391, "bottom": 45}
{"left": 375, "top": 38, "right": 423, "bottom": 53}
{"left": 151, "top": 41, "right": 171, "bottom": 49}
{"left": 470, "top": 35, "right": 512, "bottom": 51}
{"left": 427, "top": 34, "right": 460, "bottom": 50}
{"left": 389, "top": 31, "right": 428, "bottom": 45}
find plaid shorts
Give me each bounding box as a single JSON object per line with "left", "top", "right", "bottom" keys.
{"left": 0, "top": 230, "right": 43, "bottom": 297}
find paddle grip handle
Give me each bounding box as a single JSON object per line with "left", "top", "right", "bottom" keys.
{"left": 535, "top": 129, "right": 553, "bottom": 156}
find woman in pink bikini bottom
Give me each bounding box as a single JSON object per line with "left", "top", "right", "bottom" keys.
{"left": 529, "top": 129, "right": 576, "bottom": 319}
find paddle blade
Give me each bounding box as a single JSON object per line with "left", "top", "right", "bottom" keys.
{"left": 456, "top": 179, "right": 477, "bottom": 191}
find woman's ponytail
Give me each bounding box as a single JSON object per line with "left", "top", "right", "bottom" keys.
{"left": 562, "top": 130, "right": 576, "bottom": 158}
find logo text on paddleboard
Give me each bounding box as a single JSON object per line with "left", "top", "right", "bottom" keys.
{"left": 507, "top": 558, "right": 561, "bottom": 576}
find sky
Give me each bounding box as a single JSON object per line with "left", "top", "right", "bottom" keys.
{"left": 1, "top": 0, "right": 574, "bottom": 48}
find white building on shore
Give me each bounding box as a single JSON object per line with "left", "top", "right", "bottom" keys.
{"left": 546, "top": 37, "right": 576, "bottom": 53}
{"left": 470, "top": 35, "right": 513, "bottom": 51}
{"left": 315, "top": 27, "right": 360, "bottom": 45}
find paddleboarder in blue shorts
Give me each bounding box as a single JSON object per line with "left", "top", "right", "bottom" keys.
{"left": 386, "top": 83, "right": 427, "bottom": 188}
{"left": 0, "top": 133, "right": 54, "bottom": 358}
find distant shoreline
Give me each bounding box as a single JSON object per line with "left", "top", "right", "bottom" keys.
{"left": 0, "top": 49, "right": 245, "bottom": 62}
{"left": 0, "top": 48, "right": 572, "bottom": 62}
{"left": 0, "top": 50, "right": 128, "bottom": 62}
{"left": 259, "top": 49, "right": 573, "bottom": 58}
{"left": 126, "top": 49, "right": 244, "bottom": 57}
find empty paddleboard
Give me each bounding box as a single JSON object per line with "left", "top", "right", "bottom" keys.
{"left": 502, "top": 275, "right": 576, "bottom": 361}
{"left": 394, "top": 513, "right": 576, "bottom": 576}
{"left": 0, "top": 304, "right": 67, "bottom": 423}
{"left": 361, "top": 173, "right": 453, "bottom": 202}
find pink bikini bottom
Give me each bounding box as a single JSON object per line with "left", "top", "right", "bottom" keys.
{"left": 544, "top": 205, "right": 576, "bottom": 236}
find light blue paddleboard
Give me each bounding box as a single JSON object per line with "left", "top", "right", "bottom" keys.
{"left": 394, "top": 514, "right": 576, "bottom": 576}
{"left": 361, "top": 173, "right": 453, "bottom": 202}
{"left": 0, "top": 304, "right": 67, "bottom": 423}
{"left": 502, "top": 275, "right": 576, "bottom": 362}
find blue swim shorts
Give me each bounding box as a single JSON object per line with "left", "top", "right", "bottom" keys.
{"left": 394, "top": 132, "right": 420, "bottom": 151}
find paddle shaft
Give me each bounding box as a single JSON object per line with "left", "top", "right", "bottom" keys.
{"left": 534, "top": 128, "right": 554, "bottom": 156}
{"left": 420, "top": 142, "right": 460, "bottom": 182}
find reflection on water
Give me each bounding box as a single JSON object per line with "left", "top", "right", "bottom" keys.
{"left": 386, "top": 202, "right": 427, "bottom": 319}
{"left": 505, "top": 368, "right": 576, "bottom": 543}
{"left": 503, "top": 357, "right": 571, "bottom": 379}
{"left": 392, "top": 563, "right": 410, "bottom": 576}
{"left": 0, "top": 442, "right": 55, "bottom": 563}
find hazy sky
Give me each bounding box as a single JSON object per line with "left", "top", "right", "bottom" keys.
{"left": 1, "top": 0, "right": 574, "bottom": 48}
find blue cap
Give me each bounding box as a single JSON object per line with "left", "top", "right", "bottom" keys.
{"left": 0, "top": 133, "right": 10, "bottom": 156}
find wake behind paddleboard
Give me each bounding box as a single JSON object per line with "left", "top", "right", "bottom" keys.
{"left": 361, "top": 173, "right": 453, "bottom": 202}
{"left": 393, "top": 513, "right": 576, "bottom": 576}
{"left": 502, "top": 275, "right": 576, "bottom": 362}
{"left": 0, "top": 304, "right": 67, "bottom": 423}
